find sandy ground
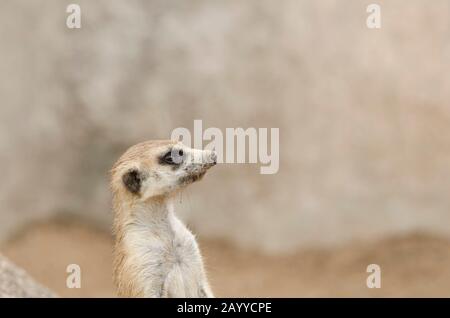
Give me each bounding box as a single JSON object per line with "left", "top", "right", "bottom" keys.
{"left": 1, "top": 219, "right": 450, "bottom": 297}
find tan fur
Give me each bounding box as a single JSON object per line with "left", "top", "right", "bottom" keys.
{"left": 111, "top": 140, "right": 215, "bottom": 297}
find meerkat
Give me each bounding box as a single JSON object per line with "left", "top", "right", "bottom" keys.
{"left": 110, "top": 140, "right": 217, "bottom": 298}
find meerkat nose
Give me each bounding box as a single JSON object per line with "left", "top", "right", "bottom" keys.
{"left": 210, "top": 151, "right": 217, "bottom": 165}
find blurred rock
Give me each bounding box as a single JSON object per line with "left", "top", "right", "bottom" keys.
{"left": 0, "top": 254, "right": 55, "bottom": 297}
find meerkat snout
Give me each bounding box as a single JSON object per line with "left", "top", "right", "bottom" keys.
{"left": 208, "top": 151, "right": 218, "bottom": 165}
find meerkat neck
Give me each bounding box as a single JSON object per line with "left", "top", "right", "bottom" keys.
{"left": 134, "top": 197, "right": 174, "bottom": 225}
{"left": 113, "top": 195, "right": 183, "bottom": 296}
{"left": 113, "top": 195, "right": 179, "bottom": 236}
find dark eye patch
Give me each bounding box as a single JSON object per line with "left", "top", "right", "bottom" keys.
{"left": 159, "top": 148, "right": 184, "bottom": 166}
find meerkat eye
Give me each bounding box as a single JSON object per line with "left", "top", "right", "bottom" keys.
{"left": 160, "top": 148, "right": 183, "bottom": 165}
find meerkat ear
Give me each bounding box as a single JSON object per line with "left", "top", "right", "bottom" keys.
{"left": 122, "top": 169, "right": 142, "bottom": 194}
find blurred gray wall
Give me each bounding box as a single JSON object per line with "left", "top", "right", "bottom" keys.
{"left": 0, "top": 0, "right": 449, "bottom": 252}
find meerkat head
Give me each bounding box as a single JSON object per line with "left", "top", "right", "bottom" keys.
{"left": 111, "top": 140, "right": 217, "bottom": 201}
